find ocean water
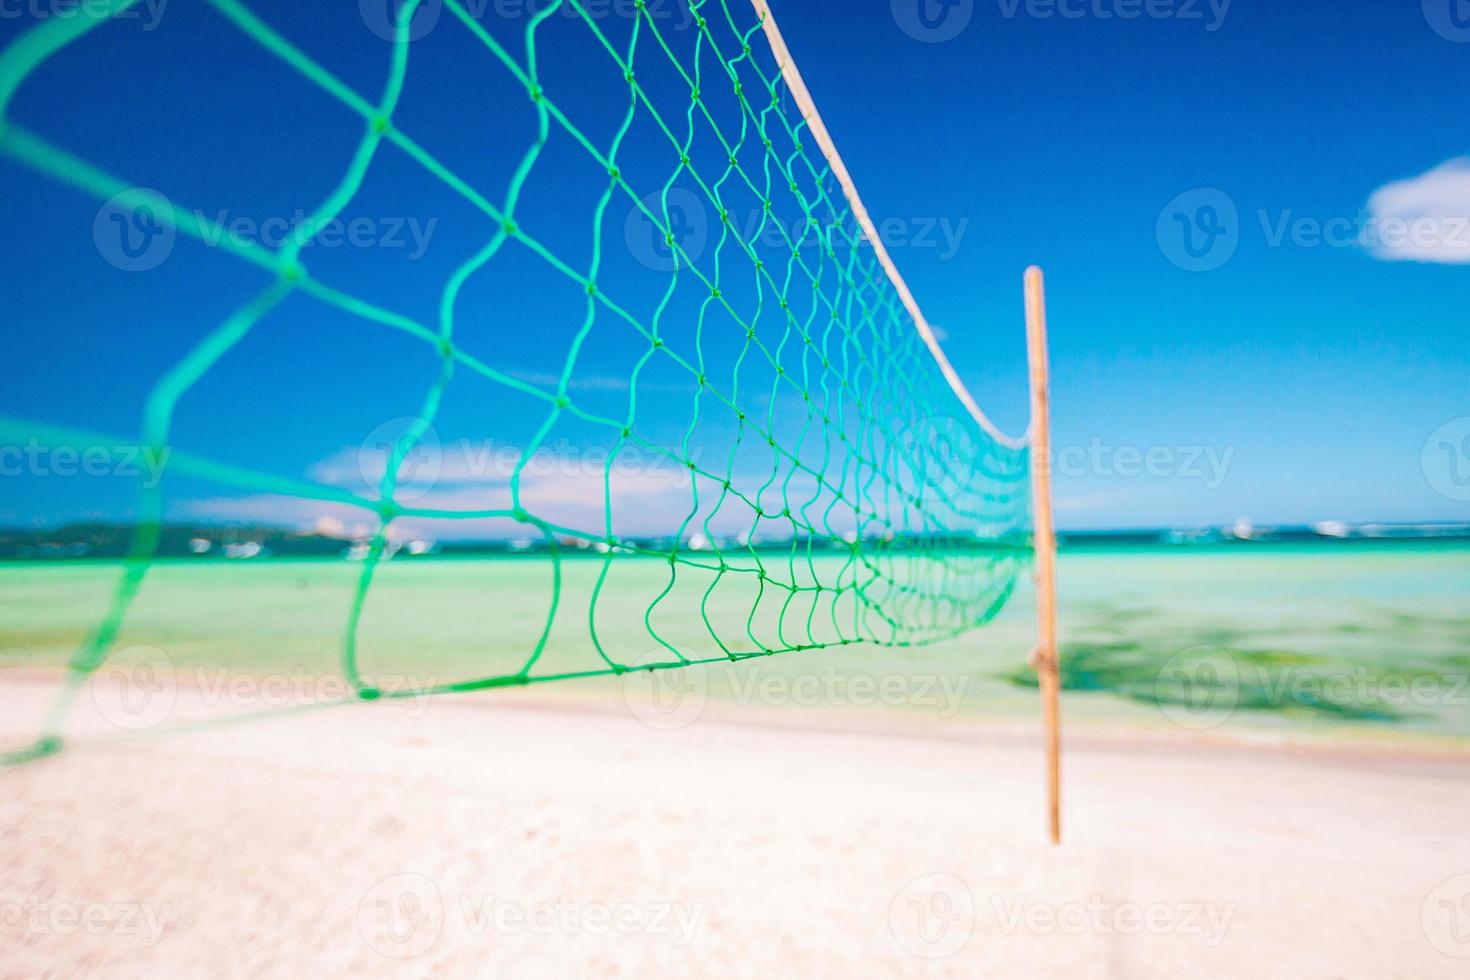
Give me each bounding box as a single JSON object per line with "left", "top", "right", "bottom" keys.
{"left": 1, "top": 541, "right": 1467, "bottom": 744}
{"left": 1019, "top": 542, "right": 1470, "bottom": 737}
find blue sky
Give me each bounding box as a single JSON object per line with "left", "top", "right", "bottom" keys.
{"left": 0, "top": 0, "right": 1466, "bottom": 534}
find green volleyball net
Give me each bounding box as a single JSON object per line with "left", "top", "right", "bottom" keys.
{"left": 0, "top": 0, "right": 1032, "bottom": 758}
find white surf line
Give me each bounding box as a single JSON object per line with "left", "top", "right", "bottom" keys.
{"left": 747, "top": 0, "right": 1030, "bottom": 449}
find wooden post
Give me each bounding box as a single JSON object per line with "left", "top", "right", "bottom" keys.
{"left": 1025, "top": 266, "right": 1062, "bottom": 846}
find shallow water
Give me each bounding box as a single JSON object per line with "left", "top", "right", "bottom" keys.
{"left": 1, "top": 542, "right": 1467, "bottom": 742}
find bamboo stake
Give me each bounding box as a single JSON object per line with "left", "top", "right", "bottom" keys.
{"left": 1025, "top": 266, "right": 1062, "bottom": 846}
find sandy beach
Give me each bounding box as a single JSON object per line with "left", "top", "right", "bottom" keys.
{"left": 0, "top": 0, "right": 1465, "bottom": 977}
{"left": 3, "top": 673, "right": 1468, "bottom": 979}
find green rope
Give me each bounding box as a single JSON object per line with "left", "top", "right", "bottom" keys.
{"left": 0, "top": 0, "right": 1032, "bottom": 760}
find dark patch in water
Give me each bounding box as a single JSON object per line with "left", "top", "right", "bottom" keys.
{"left": 996, "top": 606, "right": 1470, "bottom": 726}
{"left": 1003, "top": 644, "right": 1406, "bottom": 723}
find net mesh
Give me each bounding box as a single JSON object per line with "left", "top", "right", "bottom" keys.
{"left": 0, "top": 0, "right": 1032, "bottom": 754}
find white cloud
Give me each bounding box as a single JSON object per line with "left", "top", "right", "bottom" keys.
{"left": 1365, "top": 157, "right": 1470, "bottom": 264}
{"left": 181, "top": 440, "right": 710, "bottom": 540}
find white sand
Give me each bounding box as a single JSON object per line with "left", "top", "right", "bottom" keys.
{"left": 2, "top": 675, "right": 1469, "bottom": 978}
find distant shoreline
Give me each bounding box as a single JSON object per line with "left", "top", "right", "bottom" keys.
{"left": 2, "top": 538, "right": 1470, "bottom": 562}
{"left": 1, "top": 529, "right": 1468, "bottom": 563}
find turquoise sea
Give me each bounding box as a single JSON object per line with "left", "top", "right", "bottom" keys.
{"left": 1, "top": 540, "right": 1467, "bottom": 747}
